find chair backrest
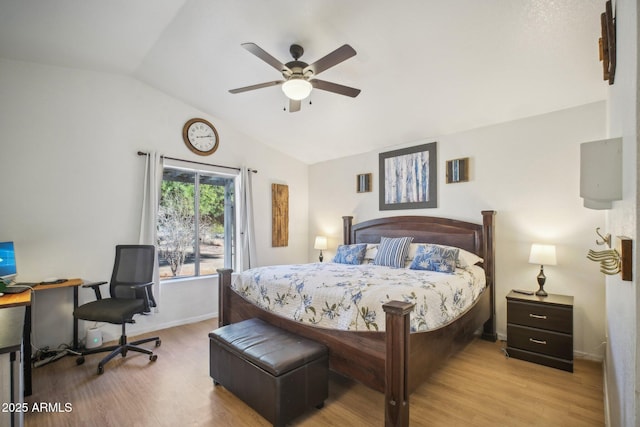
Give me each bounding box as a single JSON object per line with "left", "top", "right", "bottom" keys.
{"left": 110, "top": 245, "right": 156, "bottom": 308}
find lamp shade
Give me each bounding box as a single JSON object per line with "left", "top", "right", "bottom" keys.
{"left": 314, "top": 236, "right": 328, "bottom": 250}
{"left": 528, "top": 244, "right": 557, "bottom": 266}
{"left": 282, "top": 78, "right": 312, "bottom": 100}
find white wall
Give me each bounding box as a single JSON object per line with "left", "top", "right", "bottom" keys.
{"left": 603, "top": 0, "right": 638, "bottom": 425}
{"left": 0, "top": 58, "right": 309, "bottom": 347}
{"left": 309, "top": 102, "right": 607, "bottom": 360}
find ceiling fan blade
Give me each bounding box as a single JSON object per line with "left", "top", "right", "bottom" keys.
{"left": 304, "top": 44, "right": 356, "bottom": 76}
{"left": 229, "top": 80, "right": 284, "bottom": 94}
{"left": 289, "top": 99, "right": 301, "bottom": 113}
{"left": 241, "top": 42, "right": 291, "bottom": 73}
{"left": 311, "top": 79, "right": 361, "bottom": 97}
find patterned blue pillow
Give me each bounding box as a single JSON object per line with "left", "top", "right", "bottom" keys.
{"left": 332, "top": 244, "right": 367, "bottom": 265}
{"left": 373, "top": 237, "right": 413, "bottom": 268}
{"left": 409, "top": 244, "right": 459, "bottom": 273}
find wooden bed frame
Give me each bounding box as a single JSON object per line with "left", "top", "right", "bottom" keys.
{"left": 217, "top": 210, "right": 496, "bottom": 427}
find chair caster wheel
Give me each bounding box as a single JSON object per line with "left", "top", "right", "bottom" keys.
{"left": 76, "top": 357, "right": 85, "bottom": 365}
{"left": 150, "top": 354, "right": 158, "bottom": 362}
{"left": 97, "top": 365, "right": 104, "bottom": 375}
{"left": 155, "top": 339, "right": 161, "bottom": 347}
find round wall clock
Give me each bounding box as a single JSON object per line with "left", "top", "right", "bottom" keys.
{"left": 182, "top": 118, "right": 219, "bottom": 156}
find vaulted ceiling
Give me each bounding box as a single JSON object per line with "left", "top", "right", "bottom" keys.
{"left": 0, "top": 0, "right": 607, "bottom": 164}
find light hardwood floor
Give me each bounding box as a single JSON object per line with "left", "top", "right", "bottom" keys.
{"left": 24, "top": 319, "right": 604, "bottom": 426}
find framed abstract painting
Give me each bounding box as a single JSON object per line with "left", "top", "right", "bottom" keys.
{"left": 379, "top": 142, "right": 437, "bottom": 210}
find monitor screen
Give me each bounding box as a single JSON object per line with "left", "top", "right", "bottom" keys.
{"left": 0, "top": 241, "right": 17, "bottom": 280}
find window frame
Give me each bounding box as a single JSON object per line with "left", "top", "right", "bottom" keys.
{"left": 158, "top": 159, "right": 238, "bottom": 281}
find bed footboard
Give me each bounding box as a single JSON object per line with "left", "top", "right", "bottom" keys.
{"left": 383, "top": 300, "right": 414, "bottom": 427}
{"left": 217, "top": 268, "right": 414, "bottom": 427}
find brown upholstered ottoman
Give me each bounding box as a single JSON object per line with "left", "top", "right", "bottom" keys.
{"left": 209, "top": 318, "right": 328, "bottom": 427}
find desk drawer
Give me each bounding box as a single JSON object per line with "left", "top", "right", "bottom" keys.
{"left": 507, "top": 324, "right": 573, "bottom": 360}
{"left": 507, "top": 300, "right": 572, "bottom": 333}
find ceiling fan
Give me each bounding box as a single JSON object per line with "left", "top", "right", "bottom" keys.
{"left": 229, "top": 42, "right": 361, "bottom": 112}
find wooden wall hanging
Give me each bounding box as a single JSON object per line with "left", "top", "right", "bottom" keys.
{"left": 272, "top": 183, "right": 289, "bottom": 247}
{"left": 599, "top": 0, "right": 616, "bottom": 85}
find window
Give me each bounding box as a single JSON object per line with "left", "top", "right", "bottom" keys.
{"left": 157, "top": 164, "right": 235, "bottom": 280}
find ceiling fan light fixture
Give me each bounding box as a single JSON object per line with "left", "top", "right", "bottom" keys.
{"left": 282, "top": 78, "right": 312, "bottom": 100}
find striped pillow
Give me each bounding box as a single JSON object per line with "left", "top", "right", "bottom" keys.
{"left": 373, "top": 237, "right": 414, "bottom": 268}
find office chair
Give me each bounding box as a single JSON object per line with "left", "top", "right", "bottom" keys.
{"left": 74, "top": 245, "right": 161, "bottom": 374}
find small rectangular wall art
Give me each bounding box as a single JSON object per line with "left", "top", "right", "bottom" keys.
{"left": 357, "top": 173, "right": 372, "bottom": 193}
{"left": 446, "top": 157, "right": 469, "bottom": 184}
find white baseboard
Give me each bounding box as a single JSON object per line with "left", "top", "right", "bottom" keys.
{"left": 90, "top": 312, "right": 219, "bottom": 345}
{"left": 132, "top": 312, "right": 219, "bottom": 337}
{"left": 603, "top": 357, "right": 610, "bottom": 427}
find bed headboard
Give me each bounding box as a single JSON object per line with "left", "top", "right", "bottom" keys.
{"left": 343, "top": 211, "right": 494, "bottom": 259}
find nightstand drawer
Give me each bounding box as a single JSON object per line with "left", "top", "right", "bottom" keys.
{"left": 507, "top": 324, "right": 573, "bottom": 360}
{"left": 507, "top": 300, "right": 572, "bottom": 333}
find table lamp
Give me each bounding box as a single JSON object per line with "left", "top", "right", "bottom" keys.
{"left": 314, "top": 236, "right": 328, "bottom": 262}
{"left": 528, "top": 243, "right": 557, "bottom": 297}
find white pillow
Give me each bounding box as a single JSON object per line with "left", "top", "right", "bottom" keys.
{"left": 364, "top": 244, "right": 378, "bottom": 260}
{"left": 458, "top": 249, "right": 483, "bottom": 267}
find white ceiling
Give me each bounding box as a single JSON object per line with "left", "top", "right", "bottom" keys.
{"left": 0, "top": 0, "right": 607, "bottom": 164}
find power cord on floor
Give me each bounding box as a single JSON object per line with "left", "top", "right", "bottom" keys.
{"left": 499, "top": 339, "right": 510, "bottom": 358}
{"left": 32, "top": 343, "right": 81, "bottom": 367}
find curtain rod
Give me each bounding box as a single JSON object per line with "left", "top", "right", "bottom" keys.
{"left": 137, "top": 151, "right": 257, "bottom": 174}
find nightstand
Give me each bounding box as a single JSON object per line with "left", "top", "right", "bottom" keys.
{"left": 506, "top": 291, "right": 573, "bottom": 372}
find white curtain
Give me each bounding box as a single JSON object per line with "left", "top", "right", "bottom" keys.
{"left": 139, "top": 151, "right": 164, "bottom": 311}
{"left": 238, "top": 167, "right": 256, "bottom": 271}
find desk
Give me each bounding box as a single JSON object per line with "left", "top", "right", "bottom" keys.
{"left": 0, "top": 279, "right": 83, "bottom": 396}
{"left": 0, "top": 306, "right": 25, "bottom": 427}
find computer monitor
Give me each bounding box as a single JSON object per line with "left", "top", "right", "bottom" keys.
{"left": 0, "top": 241, "right": 17, "bottom": 282}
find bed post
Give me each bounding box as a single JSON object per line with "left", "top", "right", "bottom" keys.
{"left": 383, "top": 300, "right": 414, "bottom": 427}
{"left": 480, "top": 210, "right": 497, "bottom": 341}
{"left": 342, "top": 216, "right": 354, "bottom": 244}
{"left": 217, "top": 268, "right": 233, "bottom": 328}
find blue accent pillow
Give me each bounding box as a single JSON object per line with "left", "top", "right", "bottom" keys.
{"left": 373, "top": 237, "right": 413, "bottom": 268}
{"left": 409, "top": 244, "right": 459, "bottom": 273}
{"left": 332, "top": 244, "right": 367, "bottom": 265}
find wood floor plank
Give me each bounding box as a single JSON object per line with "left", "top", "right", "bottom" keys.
{"left": 24, "top": 319, "right": 604, "bottom": 426}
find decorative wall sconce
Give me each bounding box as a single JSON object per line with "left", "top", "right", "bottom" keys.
{"left": 446, "top": 157, "right": 469, "bottom": 184}
{"left": 586, "top": 228, "right": 632, "bottom": 281}
{"left": 580, "top": 138, "right": 622, "bottom": 209}
{"left": 357, "top": 173, "right": 372, "bottom": 193}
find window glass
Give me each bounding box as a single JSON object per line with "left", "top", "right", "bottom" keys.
{"left": 158, "top": 166, "right": 235, "bottom": 280}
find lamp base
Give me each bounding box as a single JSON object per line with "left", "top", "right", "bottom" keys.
{"left": 318, "top": 250, "right": 324, "bottom": 263}
{"left": 535, "top": 285, "right": 548, "bottom": 297}
{"left": 535, "top": 266, "right": 547, "bottom": 297}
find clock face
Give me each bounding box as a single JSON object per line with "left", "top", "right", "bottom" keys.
{"left": 182, "top": 118, "right": 219, "bottom": 155}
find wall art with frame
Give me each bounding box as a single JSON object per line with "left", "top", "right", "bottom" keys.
{"left": 378, "top": 142, "right": 437, "bottom": 210}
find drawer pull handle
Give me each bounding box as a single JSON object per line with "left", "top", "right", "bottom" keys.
{"left": 529, "top": 314, "right": 547, "bottom": 320}
{"left": 529, "top": 338, "right": 547, "bottom": 345}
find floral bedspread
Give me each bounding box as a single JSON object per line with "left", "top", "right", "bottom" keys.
{"left": 232, "top": 262, "right": 486, "bottom": 332}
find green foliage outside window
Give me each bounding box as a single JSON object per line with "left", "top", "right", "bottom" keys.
{"left": 157, "top": 168, "right": 232, "bottom": 279}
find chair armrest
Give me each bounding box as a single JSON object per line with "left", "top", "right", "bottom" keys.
{"left": 81, "top": 281, "right": 108, "bottom": 300}
{"left": 127, "top": 281, "right": 154, "bottom": 289}
{"left": 127, "top": 282, "right": 155, "bottom": 312}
